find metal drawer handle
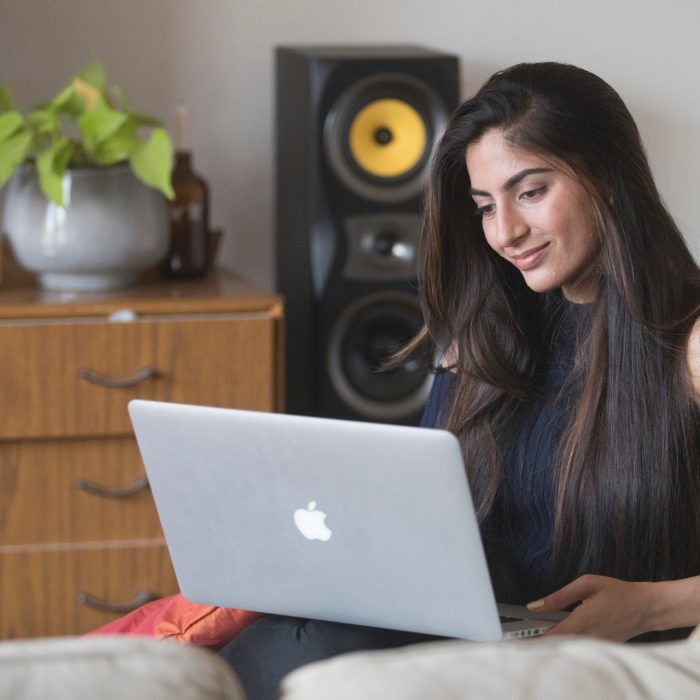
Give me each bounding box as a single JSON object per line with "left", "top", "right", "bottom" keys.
{"left": 75, "top": 475, "right": 150, "bottom": 499}
{"left": 78, "top": 365, "right": 157, "bottom": 388}
{"left": 76, "top": 589, "right": 158, "bottom": 615}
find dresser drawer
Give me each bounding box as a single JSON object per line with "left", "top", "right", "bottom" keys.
{"left": 0, "top": 313, "right": 277, "bottom": 439}
{"left": 0, "top": 438, "right": 164, "bottom": 545}
{"left": 0, "top": 545, "right": 178, "bottom": 638}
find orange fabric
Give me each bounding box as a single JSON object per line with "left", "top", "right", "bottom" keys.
{"left": 87, "top": 593, "right": 266, "bottom": 649}
{"left": 86, "top": 595, "right": 177, "bottom": 637}
{"left": 154, "top": 596, "right": 266, "bottom": 648}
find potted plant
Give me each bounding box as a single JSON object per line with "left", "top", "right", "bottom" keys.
{"left": 0, "top": 61, "right": 175, "bottom": 291}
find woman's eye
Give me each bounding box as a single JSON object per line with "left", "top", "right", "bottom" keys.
{"left": 520, "top": 186, "right": 546, "bottom": 201}
{"left": 475, "top": 203, "right": 495, "bottom": 217}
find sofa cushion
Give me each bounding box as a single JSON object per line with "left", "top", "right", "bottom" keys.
{"left": 280, "top": 636, "right": 700, "bottom": 699}
{"left": 0, "top": 635, "right": 245, "bottom": 700}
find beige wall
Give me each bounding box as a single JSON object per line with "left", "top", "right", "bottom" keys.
{"left": 1, "top": 0, "right": 698, "bottom": 289}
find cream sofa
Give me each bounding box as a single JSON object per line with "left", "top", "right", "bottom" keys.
{"left": 3, "top": 633, "right": 700, "bottom": 699}
{"left": 0, "top": 635, "right": 245, "bottom": 700}
{"left": 279, "top": 636, "right": 700, "bottom": 699}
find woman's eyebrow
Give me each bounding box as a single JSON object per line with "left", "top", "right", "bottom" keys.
{"left": 469, "top": 167, "right": 553, "bottom": 197}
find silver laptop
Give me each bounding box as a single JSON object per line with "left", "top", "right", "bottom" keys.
{"left": 128, "top": 400, "right": 567, "bottom": 641}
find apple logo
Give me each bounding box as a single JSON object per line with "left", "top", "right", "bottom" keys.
{"left": 294, "top": 501, "right": 332, "bottom": 541}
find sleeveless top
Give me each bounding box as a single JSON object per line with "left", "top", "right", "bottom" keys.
{"left": 420, "top": 304, "right": 579, "bottom": 604}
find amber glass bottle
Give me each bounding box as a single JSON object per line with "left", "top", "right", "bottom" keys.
{"left": 162, "top": 103, "right": 210, "bottom": 279}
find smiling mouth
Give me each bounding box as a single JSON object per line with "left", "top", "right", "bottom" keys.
{"left": 510, "top": 243, "right": 550, "bottom": 270}
{"left": 509, "top": 243, "right": 549, "bottom": 270}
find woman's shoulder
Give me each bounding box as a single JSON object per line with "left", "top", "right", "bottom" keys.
{"left": 420, "top": 370, "right": 455, "bottom": 428}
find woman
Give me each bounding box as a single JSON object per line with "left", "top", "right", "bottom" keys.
{"left": 219, "top": 62, "right": 700, "bottom": 697}
{"left": 411, "top": 61, "right": 700, "bottom": 642}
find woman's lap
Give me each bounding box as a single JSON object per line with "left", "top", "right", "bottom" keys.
{"left": 218, "top": 615, "right": 443, "bottom": 700}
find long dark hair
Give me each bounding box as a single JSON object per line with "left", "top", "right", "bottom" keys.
{"left": 412, "top": 62, "right": 700, "bottom": 584}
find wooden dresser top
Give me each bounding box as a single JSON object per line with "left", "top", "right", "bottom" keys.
{"left": 0, "top": 266, "right": 282, "bottom": 319}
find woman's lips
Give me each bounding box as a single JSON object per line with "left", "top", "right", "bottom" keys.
{"left": 510, "top": 243, "right": 549, "bottom": 271}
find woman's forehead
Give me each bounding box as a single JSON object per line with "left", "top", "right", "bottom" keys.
{"left": 465, "top": 130, "right": 581, "bottom": 189}
{"left": 466, "top": 132, "right": 551, "bottom": 182}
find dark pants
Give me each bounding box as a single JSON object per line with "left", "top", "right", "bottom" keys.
{"left": 218, "top": 616, "right": 443, "bottom": 700}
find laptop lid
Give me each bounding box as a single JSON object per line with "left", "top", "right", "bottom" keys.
{"left": 128, "top": 400, "right": 503, "bottom": 641}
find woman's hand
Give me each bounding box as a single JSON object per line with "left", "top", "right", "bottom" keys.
{"left": 527, "top": 574, "right": 657, "bottom": 642}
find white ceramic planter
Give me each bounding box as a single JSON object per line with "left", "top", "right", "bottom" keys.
{"left": 2, "top": 164, "right": 169, "bottom": 291}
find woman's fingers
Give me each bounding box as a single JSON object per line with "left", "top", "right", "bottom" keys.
{"left": 529, "top": 575, "right": 656, "bottom": 641}
{"left": 527, "top": 574, "right": 601, "bottom": 613}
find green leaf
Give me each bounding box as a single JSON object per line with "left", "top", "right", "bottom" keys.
{"left": 0, "top": 84, "right": 15, "bottom": 113}
{"left": 129, "top": 127, "right": 174, "bottom": 199}
{"left": 77, "top": 101, "right": 127, "bottom": 154}
{"left": 0, "top": 111, "right": 23, "bottom": 142}
{"left": 36, "top": 137, "right": 75, "bottom": 205}
{"left": 50, "top": 84, "right": 73, "bottom": 110}
{"left": 74, "top": 61, "right": 106, "bottom": 91}
{"left": 36, "top": 146, "right": 63, "bottom": 205}
{"left": 72, "top": 78, "right": 103, "bottom": 113}
{"left": 47, "top": 63, "right": 105, "bottom": 118}
{"left": 0, "top": 129, "right": 33, "bottom": 189}
{"left": 49, "top": 84, "right": 82, "bottom": 118}
{"left": 106, "top": 84, "right": 132, "bottom": 112}
{"left": 26, "top": 108, "right": 60, "bottom": 136}
{"left": 92, "top": 119, "right": 139, "bottom": 165}
{"left": 55, "top": 139, "right": 76, "bottom": 173}
{"left": 129, "top": 111, "right": 162, "bottom": 128}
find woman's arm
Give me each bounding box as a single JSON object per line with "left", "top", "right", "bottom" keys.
{"left": 527, "top": 574, "right": 700, "bottom": 641}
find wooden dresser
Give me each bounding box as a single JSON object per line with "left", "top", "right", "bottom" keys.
{"left": 0, "top": 269, "right": 283, "bottom": 639}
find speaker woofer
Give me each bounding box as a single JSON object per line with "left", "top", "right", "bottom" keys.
{"left": 327, "top": 292, "right": 433, "bottom": 420}
{"left": 324, "top": 74, "right": 448, "bottom": 203}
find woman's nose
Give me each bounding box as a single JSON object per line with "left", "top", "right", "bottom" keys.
{"left": 495, "top": 205, "right": 529, "bottom": 247}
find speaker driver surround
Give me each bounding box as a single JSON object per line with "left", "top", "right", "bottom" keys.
{"left": 327, "top": 291, "right": 434, "bottom": 420}
{"left": 324, "top": 73, "right": 449, "bottom": 203}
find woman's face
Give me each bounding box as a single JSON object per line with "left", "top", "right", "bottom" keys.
{"left": 465, "top": 129, "right": 600, "bottom": 303}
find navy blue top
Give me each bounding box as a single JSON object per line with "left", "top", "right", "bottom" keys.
{"left": 421, "top": 307, "right": 578, "bottom": 604}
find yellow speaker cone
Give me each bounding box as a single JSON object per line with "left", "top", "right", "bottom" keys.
{"left": 348, "top": 98, "right": 427, "bottom": 178}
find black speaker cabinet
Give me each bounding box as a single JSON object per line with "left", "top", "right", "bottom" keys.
{"left": 276, "top": 45, "right": 459, "bottom": 423}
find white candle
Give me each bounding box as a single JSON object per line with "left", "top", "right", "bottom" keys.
{"left": 175, "top": 101, "right": 191, "bottom": 152}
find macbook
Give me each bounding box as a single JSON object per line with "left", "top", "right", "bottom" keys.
{"left": 128, "top": 400, "right": 566, "bottom": 641}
